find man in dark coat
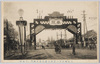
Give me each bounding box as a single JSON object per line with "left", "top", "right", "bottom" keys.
{"left": 55, "top": 41, "right": 61, "bottom": 54}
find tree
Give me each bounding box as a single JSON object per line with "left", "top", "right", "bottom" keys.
{"left": 4, "top": 19, "right": 18, "bottom": 39}
{"left": 4, "top": 19, "right": 18, "bottom": 56}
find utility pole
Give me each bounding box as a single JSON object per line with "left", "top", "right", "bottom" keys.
{"left": 82, "top": 10, "right": 88, "bottom": 47}
{"left": 48, "top": 37, "right": 50, "bottom": 42}
{"left": 37, "top": 9, "right": 39, "bottom": 19}
{"left": 61, "top": 31, "right": 62, "bottom": 40}
{"left": 51, "top": 36, "right": 53, "bottom": 42}
{"left": 57, "top": 30, "right": 66, "bottom": 43}
{"left": 61, "top": 31, "right": 63, "bottom": 44}
{"left": 57, "top": 32, "right": 58, "bottom": 40}
{"left": 65, "top": 30, "right": 67, "bottom": 40}
{"left": 39, "top": 38, "right": 41, "bottom": 43}
{"left": 64, "top": 29, "right": 67, "bottom": 44}
{"left": 39, "top": 11, "right": 40, "bottom": 19}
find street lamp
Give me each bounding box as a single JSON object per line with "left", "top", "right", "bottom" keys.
{"left": 16, "top": 9, "right": 27, "bottom": 55}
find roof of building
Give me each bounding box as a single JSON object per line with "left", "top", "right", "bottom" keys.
{"left": 48, "top": 11, "right": 64, "bottom": 17}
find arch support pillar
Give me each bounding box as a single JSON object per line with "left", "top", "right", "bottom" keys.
{"left": 72, "top": 34, "right": 76, "bottom": 55}
{"left": 34, "top": 34, "right": 36, "bottom": 50}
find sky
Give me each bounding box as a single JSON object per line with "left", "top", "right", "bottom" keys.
{"left": 2, "top": 1, "right": 98, "bottom": 42}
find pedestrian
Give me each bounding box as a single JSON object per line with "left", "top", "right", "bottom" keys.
{"left": 89, "top": 44, "right": 92, "bottom": 50}
{"left": 42, "top": 45, "right": 45, "bottom": 50}
{"left": 55, "top": 42, "right": 61, "bottom": 54}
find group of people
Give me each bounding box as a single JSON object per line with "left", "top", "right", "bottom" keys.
{"left": 41, "top": 42, "right": 61, "bottom": 54}
{"left": 88, "top": 44, "right": 96, "bottom": 50}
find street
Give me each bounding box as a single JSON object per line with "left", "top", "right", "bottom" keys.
{"left": 5, "top": 48, "right": 97, "bottom": 60}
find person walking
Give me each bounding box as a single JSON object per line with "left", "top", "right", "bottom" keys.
{"left": 55, "top": 41, "right": 61, "bottom": 54}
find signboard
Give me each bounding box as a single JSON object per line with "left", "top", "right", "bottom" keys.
{"left": 49, "top": 18, "right": 63, "bottom": 25}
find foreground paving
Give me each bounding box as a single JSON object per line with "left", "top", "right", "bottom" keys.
{"left": 4, "top": 48, "right": 97, "bottom": 60}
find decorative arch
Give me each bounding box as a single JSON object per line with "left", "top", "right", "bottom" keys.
{"left": 30, "top": 11, "right": 82, "bottom": 55}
